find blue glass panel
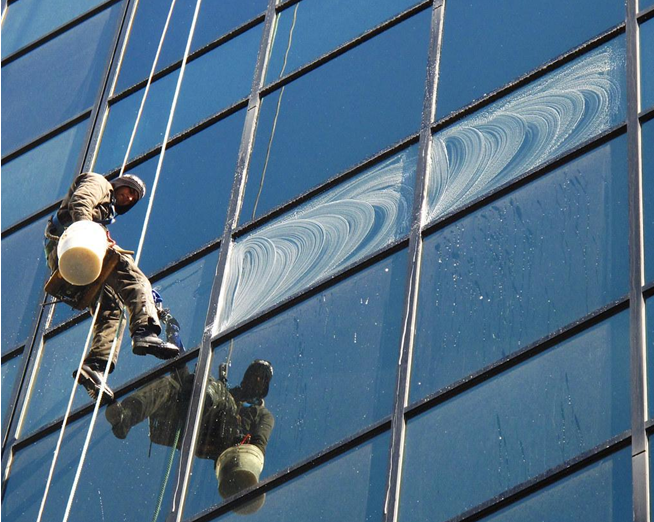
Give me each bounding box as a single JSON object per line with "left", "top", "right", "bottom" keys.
{"left": 115, "top": 0, "right": 265, "bottom": 94}
{"left": 647, "top": 298, "right": 654, "bottom": 420}
{"left": 642, "top": 19, "right": 654, "bottom": 113}
{"left": 1, "top": 0, "right": 106, "bottom": 58}
{"left": 413, "top": 137, "right": 629, "bottom": 400}
{"left": 642, "top": 0, "right": 654, "bottom": 10}
{"left": 437, "top": 0, "right": 624, "bottom": 119}
{"left": 645, "top": 119, "right": 654, "bottom": 285}
{"left": 205, "top": 433, "right": 390, "bottom": 521}
{"left": 219, "top": 146, "right": 416, "bottom": 332}
{"left": 2, "top": 364, "right": 194, "bottom": 522}
{"left": 1, "top": 120, "right": 89, "bottom": 230}
{"left": 265, "top": 0, "right": 421, "bottom": 83}
{"left": 401, "top": 312, "right": 631, "bottom": 522}
{"left": 478, "top": 447, "right": 632, "bottom": 522}
{"left": 2, "top": 352, "right": 22, "bottom": 430}
{"left": 20, "top": 251, "right": 217, "bottom": 438}
{"left": 185, "top": 252, "right": 406, "bottom": 516}
{"left": 240, "top": 9, "right": 430, "bottom": 223}
{"left": 1, "top": 217, "right": 49, "bottom": 352}
{"left": 1, "top": 4, "right": 122, "bottom": 156}
{"left": 428, "top": 38, "right": 626, "bottom": 224}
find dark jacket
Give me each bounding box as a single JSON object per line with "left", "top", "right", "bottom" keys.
{"left": 54, "top": 172, "right": 115, "bottom": 228}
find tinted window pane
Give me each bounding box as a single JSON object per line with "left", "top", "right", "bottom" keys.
{"left": 115, "top": 0, "right": 265, "bottom": 94}
{"left": 648, "top": 298, "right": 654, "bottom": 420}
{"left": 645, "top": 120, "right": 654, "bottom": 285}
{"left": 220, "top": 146, "right": 416, "bottom": 332}
{"left": 1, "top": 0, "right": 107, "bottom": 58}
{"left": 643, "top": 0, "right": 654, "bottom": 10}
{"left": 2, "top": 352, "right": 23, "bottom": 430}
{"left": 186, "top": 252, "right": 406, "bottom": 516}
{"left": 401, "top": 312, "right": 630, "bottom": 522}
{"left": 206, "top": 433, "right": 390, "bottom": 521}
{"left": 414, "top": 137, "right": 628, "bottom": 399}
{"left": 240, "top": 9, "right": 430, "bottom": 223}
{"left": 437, "top": 0, "right": 624, "bottom": 119}
{"left": 2, "top": 120, "right": 89, "bottom": 229}
{"left": 20, "top": 252, "right": 217, "bottom": 438}
{"left": 265, "top": 0, "right": 421, "bottom": 83}
{"left": 479, "top": 448, "right": 632, "bottom": 522}
{"left": 3, "top": 364, "right": 193, "bottom": 522}
{"left": 1, "top": 4, "right": 121, "bottom": 156}
{"left": 1, "top": 218, "right": 49, "bottom": 352}
{"left": 428, "top": 38, "right": 626, "bottom": 224}
{"left": 642, "top": 19, "right": 654, "bottom": 113}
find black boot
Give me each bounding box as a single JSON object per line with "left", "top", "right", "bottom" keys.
{"left": 132, "top": 327, "right": 180, "bottom": 360}
{"left": 73, "top": 364, "right": 114, "bottom": 403}
{"left": 105, "top": 402, "right": 133, "bottom": 439}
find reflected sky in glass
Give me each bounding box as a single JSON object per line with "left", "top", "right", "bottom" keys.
{"left": 1, "top": 0, "right": 106, "bottom": 58}
{"left": 642, "top": 18, "right": 654, "bottom": 112}
{"left": 265, "top": 0, "right": 421, "bottom": 83}
{"left": 206, "top": 433, "right": 390, "bottom": 521}
{"left": 220, "top": 146, "right": 416, "bottom": 332}
{"left": 19, "top": 251, "right": 218, "bottom": 438}
{"left": 644, "top": 119, "right": 654, "bottom": 285}
{"left": 414, "top": 137, "right": 629, "bottom": 400}
{"left": 1, "top": 218, "right": 50, "bottom": 353}
{"left": 647, "top": 299, "right": 654, "bottom": 420}
{"left": 437, "top": 0, "right": 623, "bottom": 119}
{"left": 428, "top": 38, "right": 626, "bottom": 225}
{"left": 1, "top": 4, "right": 121, "bottom": 156}
{"left": 402, "top": 312, "right": 630, "bottom": 522}
{"left": 240, "top": 9, "right": 430, "bottom": 223}
{"left": 2, "top": 352, "right": 22, "bottom": 431}
{"left": 2, "top": 119, "right": 88, "bottom": 230}
{"left": 478, "top": 447, "right": 631, "bottom": 522}
{"left": 188, "top": 252, "right": 406, "bottom": 517}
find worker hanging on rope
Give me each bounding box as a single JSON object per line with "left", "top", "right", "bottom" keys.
{"left": 43, "top": 172, "right": 180, "bottom": 402}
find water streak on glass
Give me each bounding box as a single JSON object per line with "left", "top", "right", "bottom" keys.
{"left": 428, "top": 39, "right": 626, "bottom": 225}
{"left": 217, "top": 147, "right": 416, "bottom": 332}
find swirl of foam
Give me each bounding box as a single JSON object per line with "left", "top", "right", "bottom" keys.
{"left": 428, "top": 40, "right": 625, "bottom": 223}
{"left": 218, "top": 148, "right": 417, "bottom": 331}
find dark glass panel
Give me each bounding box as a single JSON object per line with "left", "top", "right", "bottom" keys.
{"left": 220, "top": 146, "right": 416, "bottom": 331}
{"left": 185, "top": 252, "right": 406, "bottom": 516}
{"left": 645, "top": 119, "right": 654, "bottom": 285}
{"left": 1, "top": 4, "right": 121, "bottom": 156}
{"left": 240, "top": 9, "right": 430, "bottom": 223}
{"left": 401, "top": 312, "right": 630, "bottom": 522}
{"left": 265, "top": 0, "right": 421, "bottom": 83}
{"left": 115, "top": 0, "right": 265, "bottom": 94}
{"left": 436, "top": 0, "right": 624, "bottom": 119}
{"left": 1, "top": 119, "right": 89, "bottom": 230}
{"left": 427, "top": 38, "right": 626, "bottom": 224}
{"left": 642, "top": 19, "right": 654, "bottom": 111}
{"left": 205, "top": 433, "right": 390, "bottom": 521}
{"left": 2, "top": 362, "right": 194, "bottom": 522}
{"left": 413, "top": 137, "right": 629, "bottom": 400}
{"left": 1, "top": 0, "right": 107, "bottom": 58}
{"left": 2, "top": 351, "right": 23, "bottom": 430}
{"left": 20, "top": 251, "right": 218, "bottom": 438}
{"left": 1, "top": 217, "right": 50, "bottom": 352}
{"left": 477, "top": 447, "right": 632, "bottom": 522}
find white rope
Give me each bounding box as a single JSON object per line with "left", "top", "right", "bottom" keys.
{"left": 35, "top": 0, "right": 180, "bottom": 519}
{"left": 61, "top": 0, "right": 205, "bottom": 518}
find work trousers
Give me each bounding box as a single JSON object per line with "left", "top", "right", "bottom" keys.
{"left": 46, "top": 238, "right": 160, "bottom": 372}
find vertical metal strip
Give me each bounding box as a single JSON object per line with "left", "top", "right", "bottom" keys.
{"left": 627, "top": 0, "right": 649, "bottom": 521}
{"left": 383, "top": 2, "right": 443, "bottom": 521}
{"left": 164, "top": 1, "right": 278, "bottom": 520}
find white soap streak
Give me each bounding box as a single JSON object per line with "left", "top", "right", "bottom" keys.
{"left": 427, "top": 41, "right": 625, "bottom": 224}
{"left": 219, "top": 149, "right": 417, "bottom": 330}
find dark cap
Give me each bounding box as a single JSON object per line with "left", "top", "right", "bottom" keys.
{"left": 111, "top": 174, "right": 146, "bottom": 214}
{"left": 241, "top": 360, "right": 273, "bottom": 399}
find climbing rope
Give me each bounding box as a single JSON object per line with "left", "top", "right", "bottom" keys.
{"left": 151, "top": 423, "right": 182, "bottom": 522}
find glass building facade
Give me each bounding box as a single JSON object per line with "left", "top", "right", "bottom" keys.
{"left": 1, "top": 0, "right": 653, "bottom": 520}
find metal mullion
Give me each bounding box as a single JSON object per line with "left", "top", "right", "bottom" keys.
{"left": 642, "top": 105, "right": 654, "bottom": 123}
{"left": 383, "top": 3, "right": 443, "bottom": 522}
{"left": 0, "top": 0, "right": 122, "bottom": 67}
{"left": 163, "top": 0, "right": 279, "bottom": 519}
{"left": 639, "top": 4, "right": 654, "bottom": 21}
{"left": 1, "top": 345, "right": 24, "bottom": 362}
{"left": 628, "top": 0, "right": 650, "bottom": 520}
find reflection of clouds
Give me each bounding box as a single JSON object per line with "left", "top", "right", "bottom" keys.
{"left": 428, "top": 40, "right": 625, "bottom": 223}
{"left": 217, "top": 149, "right": 417, "bottom": 331}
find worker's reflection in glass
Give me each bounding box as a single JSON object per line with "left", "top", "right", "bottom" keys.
{"left": 105, "top": 359, "right": 274, "bottom": 514}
